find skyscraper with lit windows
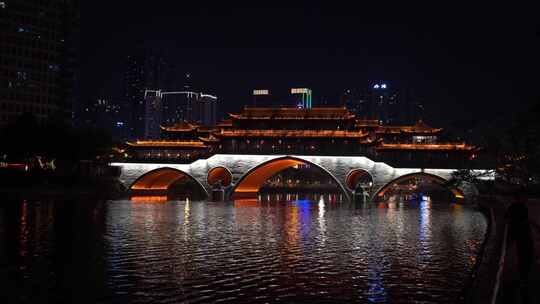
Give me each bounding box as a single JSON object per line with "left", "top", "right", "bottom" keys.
{"left": 291, "top": 88, "right": 312, "bottom": 109}
{"left": 0, "top": 0, "right": 79, "bottom": 126}
{"left": 124, "top": 50, "right": 172, "bottom": 139}
{"left": 343, "top": 82, "right": 423, "bottom": 125}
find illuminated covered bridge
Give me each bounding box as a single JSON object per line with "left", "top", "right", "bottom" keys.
{"left": 113, "top": 154, "right": 488, "bottom": 202}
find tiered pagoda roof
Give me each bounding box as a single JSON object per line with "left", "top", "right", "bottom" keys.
{"left": 196, "top": 126, "right": 214, "bottom": 132}
{"left": 214, "top": 129, "right": 369, "bottom": 138}
{"left": 355, "top": 119, "right": 380, "bottom": 128}
{"left": 199, "top": 134, "right": 220, "bottom": 143}
{"left": 376, "top": 120, "right": 442, "bottom": 134}
{"left": 126, "top": 140, "right": 209, "bottom": 148}
{"left": 375, "top": 143, "right": 475, "bottom": 151}
{"left": 125, "top": 107, "right": 474, "bottom": 157}
{"left": 160, "top": 121, "right": 199, "bottom": 132}
{"left": 229, "top": 107, "right": 355, "bottom": 120}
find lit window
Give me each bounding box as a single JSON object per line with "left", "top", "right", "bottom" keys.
{"left": 0, "top": 2, "right": 5, "bottom": 9}
{"left": 16, "top": 71, "right": 27, "bottom": 80}
{"left": 253, "top": 89, "right": 269, "bottom": 96}
{"left": 48, "top": 64, "right": 60, "bottom": 72}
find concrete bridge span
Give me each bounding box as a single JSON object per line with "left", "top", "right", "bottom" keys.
{"left": 112, "top": 154, "right": 486, "bottom": 201}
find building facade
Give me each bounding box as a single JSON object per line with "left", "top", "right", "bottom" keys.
{"left": 139, "top": 89, "right": 218, "bottom": 140}
{"left": 196, "top": 93, "right": 218, "bottom": 126}
{"left": 80, "top": 97, "right": 128, "bottom": 140}
{"left": 0, "top": 0, "right": 79, "bottom": 126}
{"left": 161, "top": 91, "right": 198, "bottom": 125}
{"left": 252, "top": 87, "right": 313, "bottom": 108}
{"left": 143, "top": 90, "right": 162, "bottom": 139}
{"left": 123, "top": 107, "right": 477, "bottom": 168}
{"left": 343, "top": 83, "right": 424, "bottom": 125}
{"left": 252, "top": 89, "right": 271, "bottom": 107}
{"left": 124, "top": 51, "right": 172, "bottom": 139}
{"left": 290, "top": 88, "right": 312, "bottom": 109}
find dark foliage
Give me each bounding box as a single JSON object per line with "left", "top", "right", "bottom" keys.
{"left": 449, "top": 101, "right": 540, "bottom": 196}
{"left": 0, "top": 112, "right": 112, "bottom": 162}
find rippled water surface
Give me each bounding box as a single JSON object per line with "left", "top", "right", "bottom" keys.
{"left": 0, "top": 199, "right": 487, "bottom": 303}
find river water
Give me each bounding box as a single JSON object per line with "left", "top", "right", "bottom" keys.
{"left": 0, "top": 198, "right": 487, "bottom": 303}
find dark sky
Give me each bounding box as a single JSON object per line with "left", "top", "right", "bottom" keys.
{"left": 82, "top": 2, "right": 539, "bottom": 127}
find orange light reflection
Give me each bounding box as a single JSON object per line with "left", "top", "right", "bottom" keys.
{"left": 234, "top": 199, "right": 260, "bottom": 208}
{"left": 131, "top": 196, "right": 168, "bottom": 203}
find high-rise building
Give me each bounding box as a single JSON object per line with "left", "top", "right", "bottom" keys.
{"left": 162, "top": 72, "right": 219, "bottom": 126}
{"left": 252, "top": 87, "right": 313, "bottom": 108}
{"left": 144, "top": 90, "right": 162, "bottom": 139}
{"left": 252, "top": 89, "right": 271, "bottom": 107}
{"left": 124, "top": 50, "right": 172, "bottom": 139}
{"left": 160, "top": 91, "right": 218, "bottom": 127}
{"left": 342, "top": 89, "right": 370, "bottom": 119}
{"left": 0, "top": 0, "right": 80, "bottom": 126}
{"left": 343, "top": 83, "right": 423, "bottom": 125}
{"left": 370, "top": 82, "right": 397, "bottom": 124}
{"left": 141, "top": 89, "right": 218, "bottom": 139}
{"left": 290, "top": 88, "right": 312, "bottom": 109}
{"left": 79, "top": 97, "right": 128, "bottom": 142}
{"left": 196, "top": 93, "right": 218, "bottom": 126}
{"left": 162, "top": 91, "right": 198, "bottom": 125}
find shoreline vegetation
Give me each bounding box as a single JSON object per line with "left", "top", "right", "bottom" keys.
{"left": 0, "top": 163, "right": 126, "bottom": 201}
{"left": 0, "top": 179, "right": 126, "bottom": 201}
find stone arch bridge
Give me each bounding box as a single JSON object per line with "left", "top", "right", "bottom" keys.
{"left": 112, "top": 154, "right": 488, "bottom": 202}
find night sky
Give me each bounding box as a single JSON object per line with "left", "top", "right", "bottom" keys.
{"left": 82, "top": 2, "right": 539, "bottom": 129}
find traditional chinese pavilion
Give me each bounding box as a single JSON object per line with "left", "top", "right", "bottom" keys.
{"left": 124, "top": 107, "right": 477, "bottom": 167}
{"left": 126, "top": 121, "right": 216, "bottom": 162}
{"left": 216, "top": 107, "right": 376, "bottom": 155}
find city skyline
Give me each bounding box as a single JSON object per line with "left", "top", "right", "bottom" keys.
{"left": 1, "top": 2, "right": 539, "bottom": 303}
{"left": 82, "top": 2, "right": 538, "bottom": 129}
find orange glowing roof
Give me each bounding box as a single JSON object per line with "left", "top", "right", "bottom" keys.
{"left": 375, "top": 143, "right": 475, "bottom": 151}
{"left": 355, "top": 119, "right": 380, "bottom": 127}
{"left": 126, "top": 140, "right": 208, "bottom": 148}
{"left": 198, "top": 135, "right": 220, "bottom": 142}
{"left": 214, "top": 129, "right": 369, "bottom": 138}
{"left": 229, "top": 107, "right": 355, "bottom": 120}
{"left": 376, "top": 121, "right": 442, "bottom": 134}
{"left": 160, "top": 121, "right": 199, "bottom": 132}
{"left": 360, "top": 137, "right": 382, "bottom": 144}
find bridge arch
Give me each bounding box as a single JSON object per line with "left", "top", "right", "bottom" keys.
{"left": 230, "top": 155, "right": 349, "bottom": 200}
{"left": 345, "top": 169, "right": 374, "bottom": 191}
{"left": 207, "top": 166, "right": 233, "bottom": 187}
{"left": 372, "top": 172, "right": 464, "bottom": 202}
{"left": 130, "top": 167, "right": 209, "bottom": 198}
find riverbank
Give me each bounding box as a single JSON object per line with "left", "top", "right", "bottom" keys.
{"left": 464, "top": 197, "right": 507, "bottom": 303}
{"left": 497, "top": 199, "right": 540, "bottom": 304}
{"left": 0, "top": 177, "right": 126, "bottom": 201}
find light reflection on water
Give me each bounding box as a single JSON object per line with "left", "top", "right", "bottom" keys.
{"left": 0, "top": 198, "right": 487, "bottom": 303}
